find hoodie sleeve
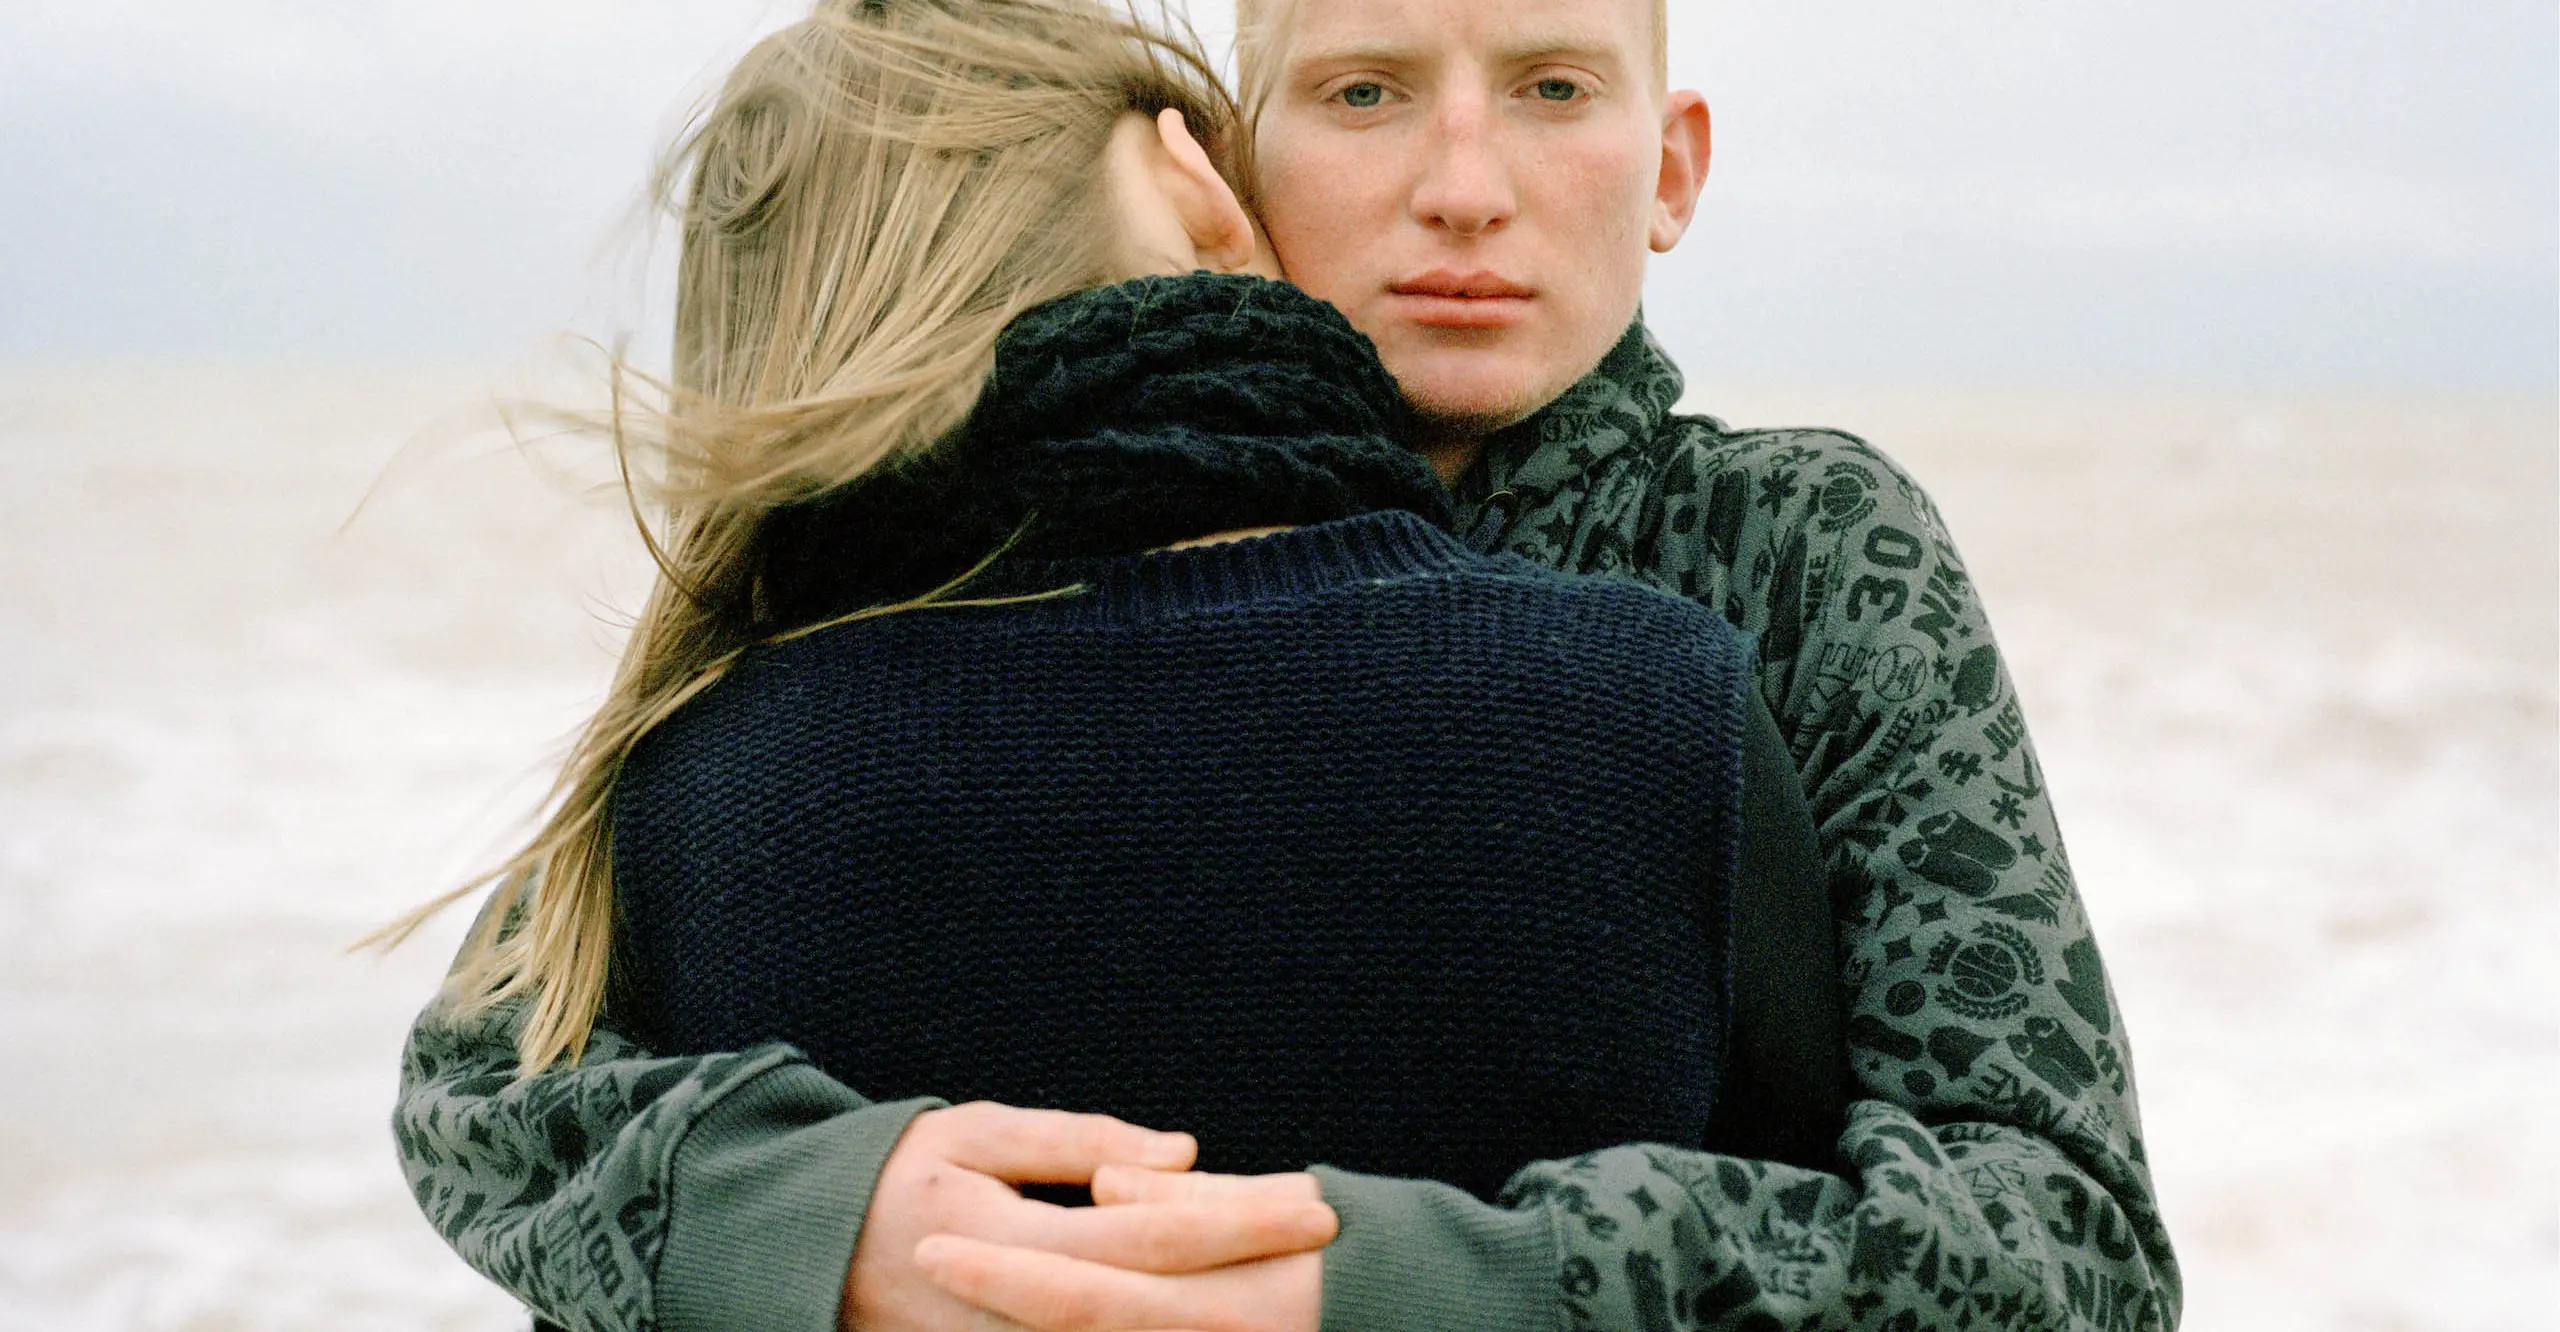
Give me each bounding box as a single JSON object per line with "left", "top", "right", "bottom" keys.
{"left": 399, "top": 419, "right": 2177, "bottom": 1332}
{"left": 392, "top": 905, "right": 941, "bottom": 1332}
{"left": 1386, "top": 422, "right": 2180, "bottom": 1331}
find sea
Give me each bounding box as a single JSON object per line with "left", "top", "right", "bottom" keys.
{"left": 0, "top": 363, "right": 2550, "bottom": 1329}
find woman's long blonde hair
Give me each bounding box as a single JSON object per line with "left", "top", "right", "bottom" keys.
{"left": 366, "top": 0, "right": 1238, "bottom": 1077}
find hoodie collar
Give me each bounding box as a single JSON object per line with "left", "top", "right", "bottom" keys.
{"left": 1459, "top": 318, "right": 1687, "bottom": 507}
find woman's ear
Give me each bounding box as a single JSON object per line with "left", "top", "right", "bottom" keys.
{"left": 1150, "top": 109, "right": 1260, "bottom": 274}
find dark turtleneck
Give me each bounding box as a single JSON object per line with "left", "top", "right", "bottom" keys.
{"left": 611, "top": 274, "right": 1838, "bottom": 1202}
{"left": 754, "top": 274, "right": 1453, "bottom": 627}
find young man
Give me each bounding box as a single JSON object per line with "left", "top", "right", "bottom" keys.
{"left": 396, "top": 2, "right": 2179, "bottom": 1329}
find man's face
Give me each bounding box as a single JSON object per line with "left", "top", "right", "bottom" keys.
{"left": 1250, "top": 0, "right": 1705, "bottom": 445}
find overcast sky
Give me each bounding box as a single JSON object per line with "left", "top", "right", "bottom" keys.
{"left": 1, "top": 0, "right": 2551, "bottom": 391}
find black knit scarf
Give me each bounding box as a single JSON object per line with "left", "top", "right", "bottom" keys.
{"left": 757, "top": 274, "right": 1454, "bottom": 627}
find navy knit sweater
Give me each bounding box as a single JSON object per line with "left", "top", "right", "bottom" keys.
{"left": 610, "top": 276, "right": 1761, "bottom": 1201}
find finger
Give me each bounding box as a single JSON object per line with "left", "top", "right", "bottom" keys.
{"left": 1090, "top": 1166, "right": 1322, "bottom": 1208}
{"left": 916, "top": 1234, "right": 1191, "bottom": 1332}
{"left": 938, "top": 1103, "right": 1196, "bottom": 1182}
{"left": 1027, "top": 1198, "right": 1337, "bottom": 1272}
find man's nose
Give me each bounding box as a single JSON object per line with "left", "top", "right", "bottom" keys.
{"left": 1409, "top": 90, "right": 1516, "bottom": 239}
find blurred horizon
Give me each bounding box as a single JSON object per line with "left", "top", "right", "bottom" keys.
{"left": 0, "top": 0, "right": 2552, "bottom": 395}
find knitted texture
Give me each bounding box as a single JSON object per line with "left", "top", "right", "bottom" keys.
{"left": 755, "top": 273, "right": 1453, "bottom": 624}
{"left": 394, "top": 288, "right": 2177, "bottom": 1332}
{"left": 612, "top": 511, "right": 1752, "bottom": 1202}
{"left": 614, "top": 272, "right": 1750, "bottom": 1202}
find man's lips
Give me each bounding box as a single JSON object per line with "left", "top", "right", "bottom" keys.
{"left": 1387, "top": 270, "right": 1536, "bottom": 329}
{"left": 1392, "top": 269, "right": 1536, "bottom": 299}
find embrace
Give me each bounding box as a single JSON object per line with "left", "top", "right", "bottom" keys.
{"left": 385, "top": 1, "right": 2179, "bottom": 1329}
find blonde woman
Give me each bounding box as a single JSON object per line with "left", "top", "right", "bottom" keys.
{"left": 381, "top": 0, "right": 1851, "bottom": 1328}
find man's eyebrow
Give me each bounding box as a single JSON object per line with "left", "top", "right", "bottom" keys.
{"left": 1284, "top": 32, "right": 1633, "bottom": 74}
{"left": 1490, "top": 29, "right": 1633, "bottom": 70}
{"left": 1283, "top": 40, "right": 1428, "bottom": 71}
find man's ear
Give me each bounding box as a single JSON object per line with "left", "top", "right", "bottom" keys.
{"left": 1650, "top": 90, "right": 1712, "bottom": 253}
{"left": 1151, "top": 108, "right": 1260, "bottom": 273}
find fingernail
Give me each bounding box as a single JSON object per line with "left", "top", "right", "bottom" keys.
{"left": 1142, "top": 1131, "right": 1194, "bottom": 1165}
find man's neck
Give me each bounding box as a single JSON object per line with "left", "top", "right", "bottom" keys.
{"left": 1417, "top": 435, "right": 1488, "bottom": 485}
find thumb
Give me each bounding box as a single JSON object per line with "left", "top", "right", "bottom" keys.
{"left": 1093, "top": 1164, "right": 1325, "bottom": 1207}
{"left": 936, "top": 1103, "right": 1197, "bottom": 1182}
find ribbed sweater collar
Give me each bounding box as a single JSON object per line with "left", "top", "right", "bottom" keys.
{"left": 973, "top": 509, "right": 1476, "bottom": 625}
{"left": 759, "top": 274, "right": 1454, "bottom": 625}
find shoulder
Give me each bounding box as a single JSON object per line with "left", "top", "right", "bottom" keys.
{"left": 1434, "top": 549, "right": 1755, "bottom": 657}
{"left": 619, "top": 620, "right": 944, "bottom": 787}
{"left": 1637, "top": 414, "right": 1952, "bottom": 541}
{"left": 1632, "top": 413, "right": 1969, "bottom": 606}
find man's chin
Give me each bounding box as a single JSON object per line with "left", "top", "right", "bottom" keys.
{"left": 1383, "top": 350, "right": 1574, "bottom": 443}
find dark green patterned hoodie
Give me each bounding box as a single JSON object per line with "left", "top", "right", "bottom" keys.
{"left": 393, "top": 321, "right": 2179, "bottom": 1332}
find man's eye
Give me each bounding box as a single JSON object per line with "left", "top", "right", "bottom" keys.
{"left": 1339, "top": 82, "right": 1386, "bottom": 109}
{"left": 1533, "top": 78, "right": 1582, "bottom": 102}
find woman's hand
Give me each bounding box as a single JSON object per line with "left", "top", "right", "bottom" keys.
{"left": 846, "top": 1105, "right": 1335, "bottom": 1332}
{"left": 913, "top": 1166, "right": 1330, "bottom": 1332}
